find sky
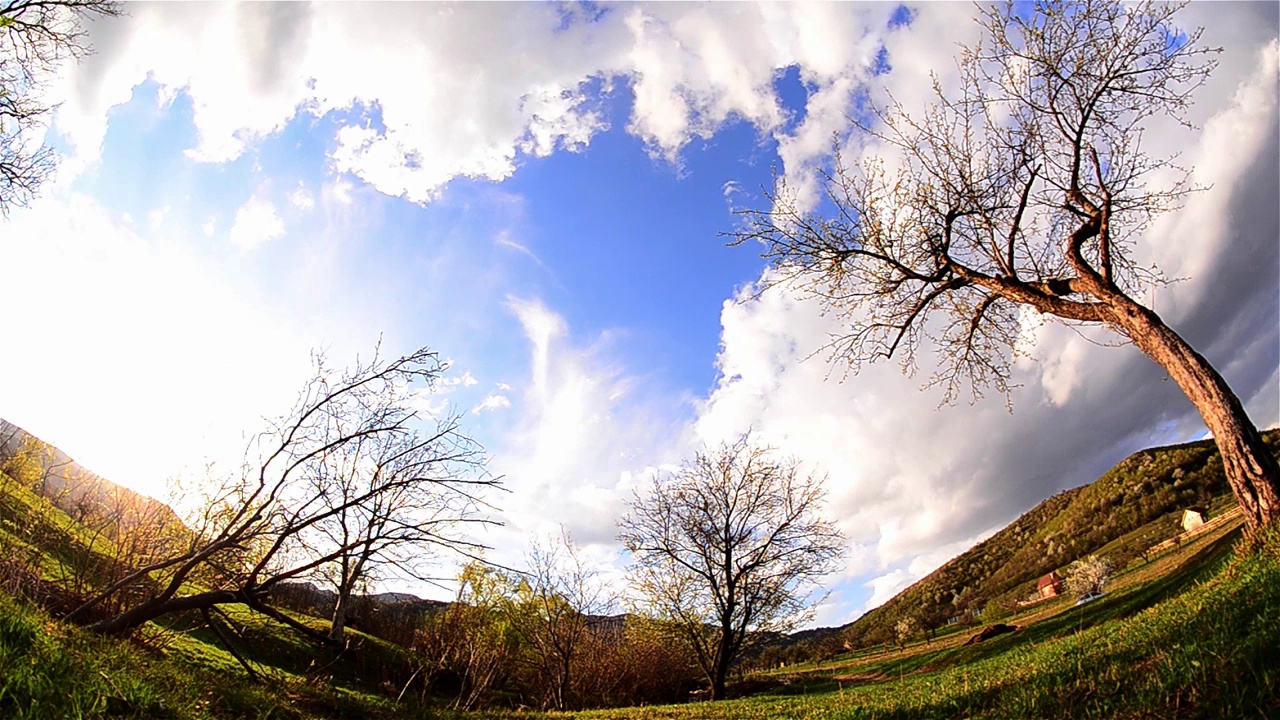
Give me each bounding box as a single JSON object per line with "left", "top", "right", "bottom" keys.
{"left": 0, "top": 1, "right": 1277, "bottom": 628}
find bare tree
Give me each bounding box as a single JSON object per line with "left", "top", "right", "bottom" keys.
{"left": 618, "top": 436, "right": 845, "bottom": 700}
{"left": 1, "top": 0, "right": 120, "bottom": 212}
{"left": 506, "top": 530, "right": 614, "bottom": 710}
{"left": 731, "top": 0, "right": 1280, "bottom": 530}
{"left": 64, "top": 347, "right": 498, "bottom": 648}
{"left": 299, "top": 351, "right": 488, "bottom": 642}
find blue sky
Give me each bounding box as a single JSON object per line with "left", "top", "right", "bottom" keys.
{"left": 1, "top": 2, "right": 1277, "bottom": 627}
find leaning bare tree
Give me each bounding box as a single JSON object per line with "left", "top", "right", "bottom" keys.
{"left": 731, "top": 0, "right": 1280, "bottom": 529}
{"left": 1, "top": 0, "right": 120, "bottom": 212}
{"left": 619, "top": 436, "right": 844, "bottom": 700}
{"left": 300, "top": 351, "right": 488, "bottom": 642}
{"left": 65, "top": 347, "right": 497, "bottom": 654}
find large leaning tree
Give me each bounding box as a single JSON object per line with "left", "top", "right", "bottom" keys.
{"left": 1, "top": 0, "right": 120, "bottom": 213}
{"left": 298, "top": 350, "right": 490, "bottom": 643}
{"left": 65, "top": 346, "right": 497, "bottom": 655}
{"left": 619, "top": 436, "right": 844, "bottom": 700}
{"left": 731, "top": 0, "right": 1280, "bottom": 529}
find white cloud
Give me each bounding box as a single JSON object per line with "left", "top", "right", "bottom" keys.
{"left": 438, "top": 371, "right": 480, "bottom": 390}
{"left": 55, "top": 3, "right": 900, "bottom": 205}
{"left": 148, "top": 206, "right": 170, "bottom": 232}
{"left": 486, "top": 299, "right": 692, "bottom": 568}
{"left": 288, "top": 184, "right": 315, "bottom": 212}
{"left": 228, "top": 193, "right": 285, "bottom": 252}
{"left": 471, "top": 394, "right": 511, "bottom": 415}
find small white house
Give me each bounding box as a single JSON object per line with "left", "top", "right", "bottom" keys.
{"left": 1182, "top": 506, "right": 1208, "bottom": 533}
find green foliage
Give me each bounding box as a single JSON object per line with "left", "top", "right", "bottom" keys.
{"left": 0, "top": 440, "right": 46, "bottom": 491}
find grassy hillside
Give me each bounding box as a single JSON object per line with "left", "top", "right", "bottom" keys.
{"left": 0, "top": 462, "right": 439, "bottom": 719}
{"left": 0, "top": 419, "right": 181, "bottom": 531}
{"left": 837, "top": 430, "right": 1280, "bottom": 649}
{"left": 7, "top": 488, "right": 1276, "bottom": 719}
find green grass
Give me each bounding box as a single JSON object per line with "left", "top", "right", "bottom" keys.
{"left": 0, "top": 591, "right": 454, "bottom": 720}
{"left": 0, "top": 473, "right": 442, "bottom": 719}
{"left": 485, "top": 525, "right": 1279, "bottom": 719}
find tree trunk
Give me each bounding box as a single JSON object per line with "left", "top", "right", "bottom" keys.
{"left": 1107, "top": 297, "right": 1280, "bottom": 530}
{"left": 556, "top": 651, "right": 572, "bottom": 710}
{"left": 330, "top": 551, "right": 370, "bottom": 642}
{"left": 710, "top": 625, "right": 733, "bottom": 700}
{"left": 710, "top": 662, "right": 728, "bottom": 701}
{"left": 85, "top": 589, "right": 243, "bottom": 635}
{"left": 329, "top": 584, "right": 352, "bottom": 641}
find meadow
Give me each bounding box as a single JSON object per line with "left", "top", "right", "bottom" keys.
{"left": 2, "top": 480, "right": 1275, "bottom": 719}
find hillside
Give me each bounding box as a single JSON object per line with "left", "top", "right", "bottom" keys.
{"left": 0, "top": 419, "right": 182, "bottom": 532}
{"left": 838, "top": 429, "right": 1280, "bottom": 649}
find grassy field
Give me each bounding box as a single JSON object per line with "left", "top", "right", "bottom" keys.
{"left": 496, "top": 522, "right": 1278, "bottom": 720}
{"left": 1, "top": 465, "right": 1278, "bottom": 718}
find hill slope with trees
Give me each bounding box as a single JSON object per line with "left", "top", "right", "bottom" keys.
{"left": 836, "top": 429, "right": 1280, "bottom": 651}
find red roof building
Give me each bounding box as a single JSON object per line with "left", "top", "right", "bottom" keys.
{"left": 1037, "top": 571, "right": 1063, "bottom": 599}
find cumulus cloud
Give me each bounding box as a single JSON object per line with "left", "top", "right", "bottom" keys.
{"left": 471, "top": 394, "right": 511, "bottom": 415}
{"left": 228, "top": 192, "right": 286, "bottom": 252}
{"left": 288, "top": 184, "right": 315, "bottom": 212}
{"left": 437, "top": 371, "right": 480, "bottom": 390}
{"left": 54, "top": 3, "right": 901, "bottom": 205}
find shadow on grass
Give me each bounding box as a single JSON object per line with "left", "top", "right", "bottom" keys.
{"left": 150, "top": 605, "right": 416, "bottom": 699}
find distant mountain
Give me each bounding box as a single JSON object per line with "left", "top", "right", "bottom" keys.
{"left": 833, "top": 429, "right": 1280, "bottom": 650}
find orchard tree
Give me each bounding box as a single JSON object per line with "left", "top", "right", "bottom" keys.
{"left": 66, "top": 347, "right": 497, "bottom": 658}
{"left": 505, "top": 531, "right": 613, "bottom": 711}
{"left": 413, "top": 561, "right": 520, "bottom": 711}
{"left": 301, "top": 350, "right": 487, "bottom": 642}
{"left": 894, "top": 617, "right": 916, "bottom": 650}
{"left": 732, "top": 0, "right": 1280, "bottom": 529}
{"left": 1065, "top": 555, "right": 1112, "bottom": 597}
{"left": 1, "top": 0, "right": 120, "bottom": 212}
{"left": 619, "top": 436, "right": 845, "bottom": 700}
